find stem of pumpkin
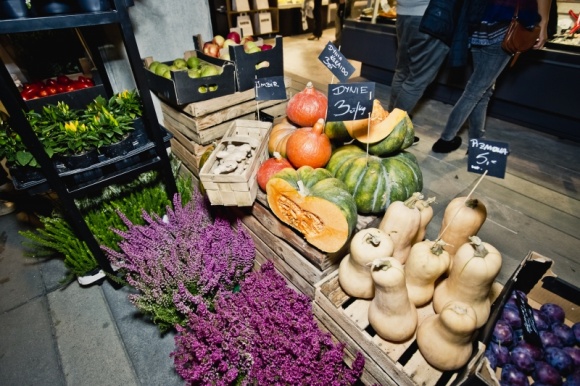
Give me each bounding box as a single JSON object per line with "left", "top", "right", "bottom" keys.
{"left": 458, "top": 236, "right": 488, "bottom": 275}
{"left": 430, "top": 239, "right": 447, "bottom": 256}
{"left": 404, "top": 192, "right": 423, "bottom": 209}
{"left": 297, "top": 180, "right": 308, "bottom": 196}
{"left": 364, "top": 232, "right": 382, "bottom": 247}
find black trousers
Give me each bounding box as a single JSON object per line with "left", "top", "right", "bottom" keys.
{"left": 312, "top": 0, "right": 323, "bottom": 37}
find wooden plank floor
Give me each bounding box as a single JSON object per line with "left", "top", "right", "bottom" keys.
{"left": 270, "top": 30, "right": 580, "bottom": 288}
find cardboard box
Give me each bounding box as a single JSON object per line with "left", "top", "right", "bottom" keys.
{"left": 229, "top": 35, "right": 284, "bottom": 91}
{"left": 143, "top": 51, "right": 236, "bottom": 105}
{"left": 470, "top": 251, "right": 580, "bottom": 385}
{"left": 253, "top": 11, "right": 273, "bottom": 35}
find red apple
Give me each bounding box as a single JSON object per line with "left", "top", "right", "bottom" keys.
{"left": 203, "top": 42, "right": 220, "bottom": 58}
{"left": 226, "top": 31, "right": 241, "bottom": 44}
{"left": 260, "top": 44, "right": 273, "bottom": 51}
{"left": 213, "top": 35, "right": 225, "bottom": 47}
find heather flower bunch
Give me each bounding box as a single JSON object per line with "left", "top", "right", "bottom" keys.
{"left": 172, "top": 261, "right": 365, "bottom": 385}
{"left": 102, "top": 191, "right": 256, "bottom": 332}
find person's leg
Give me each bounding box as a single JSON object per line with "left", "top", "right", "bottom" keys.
{"left": 387, "top": 15, "right": 415, "bottom": 111}
{"left": 334, "top": 1, "right": 346, "bottom": 45}
{"left": 313, "top": 0, "right": 323, "bottom": 38}
{"left": 392, "top": 28, "right": 450, "bottom": 113}
{"left": 438, "top": 44, "right": 511, "bottom": 142}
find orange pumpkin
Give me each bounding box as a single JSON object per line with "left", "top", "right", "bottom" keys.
{"left": 257, "top": 152, "right": 294, "bottom": 191}
{"left": 286, "top": 118, "right": 332, "bottom": 169}
{"left": 286, "top": 81, "right": 328, "bottom": 127}
{"left": 268, "top": 118, "right": 297, "bottom": 158}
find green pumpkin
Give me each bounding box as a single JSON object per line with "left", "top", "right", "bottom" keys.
{"left": 326, "top": 145, "right": 423, "bottom": 214}
{"left": 266, "top": 166, "right": 358, "bottom": 253}
{"left": 362, "top": 113, "right": 415, "bottom": 156}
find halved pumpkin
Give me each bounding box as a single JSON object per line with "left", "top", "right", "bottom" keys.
{"left": 266, "top": 166, "right": 357, "bottom": 253}
{"left": 347, "top": 100, "right": 397, "bottom": 143}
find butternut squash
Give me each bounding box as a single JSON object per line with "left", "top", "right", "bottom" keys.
{"left": 413, "top": 197, "right": 436, "bottom": 244}
{"left": 338, "top": 228, "right": 394, "bottom": 299}
{"left": 378, "top": 192, "right": 423, "bottom": 264}
{"left": 432, "top": 236, "right": 502, "bottom": 328}
{"left": 368, "top": 258, "right": 417, "bottom": 342}
{"left": 438, "top": 197, "right": 487, "bottom": 258}
{"left": 416, "top": 301, "right": 478, "bottom": 371}
{"left": 405, "top": 239, "right": 450, "bottom": 307}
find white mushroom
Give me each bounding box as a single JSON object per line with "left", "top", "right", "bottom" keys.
{"left": 213, "top": 159, "right": 238, "bottom": 174}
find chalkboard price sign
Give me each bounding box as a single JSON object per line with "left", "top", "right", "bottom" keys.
{"left": 326, "top": 82, "right": 375, "bottom": 122}
{"left": 467, "top": 138, "right": 509, "bottom": 178}
{"left": 318, "top": 42, "right": 356, "bottom": 83}
{"left": 255, "top": 75, "right": 287, "bottom": 101}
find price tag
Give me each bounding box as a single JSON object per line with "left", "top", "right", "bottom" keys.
{"left": 255, "top": 75, "right": 287, "bottom": 101}
{"left": 326, "top": 82, "right": 375, "bottom": 122}
{"left": 318, "top": 42, "right": 356, "bottom": 83}
{"left": 467, "top": 138, "right": 509, "bottom": 179}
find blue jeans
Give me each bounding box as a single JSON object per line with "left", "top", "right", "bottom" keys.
{"left": 388, "top": 15, "right": 450, "bottom": 113}
{"left": 440, "top": 43, "right": 511, "bottom": 141}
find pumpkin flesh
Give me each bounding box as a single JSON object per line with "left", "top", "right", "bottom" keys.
{"left": 266, "top": 166, "right": 357, "bottom": 253}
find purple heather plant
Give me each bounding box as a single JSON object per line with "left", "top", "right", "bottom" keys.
{"left": 172, "top": 261, "right": 365, "bottom": 385}
{"left": 102, "top": 191, "right": 255, "bottom": 331}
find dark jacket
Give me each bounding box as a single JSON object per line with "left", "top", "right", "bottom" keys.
{"left": 419, "top": 0, "right": 489, "bottom": 67}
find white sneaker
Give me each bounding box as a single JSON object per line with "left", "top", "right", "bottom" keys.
{"left": 0, "top": 200, "right": 15, "bottom": 216}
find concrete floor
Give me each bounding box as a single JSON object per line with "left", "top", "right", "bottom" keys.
{"left": 1, "top": 28, "right": 579, "bottom": 386}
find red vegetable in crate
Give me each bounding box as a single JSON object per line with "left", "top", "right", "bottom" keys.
{"left": 286, "top": 81, "right": 327, "bottom": 127}
{"left": 256, "top": 152, "right": 294, "bottom": 191}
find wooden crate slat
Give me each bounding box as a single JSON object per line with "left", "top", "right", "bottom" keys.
{"left": 170, "top": 139, "right": 202, "bottom": 176}
{"left": 179, "top": 88, "right": 257, "bottom": 117}
{"left": 343, "top": 298, "right": 371, "bottom": 330}
{"left": 235, "top": 207, "right": 335, "bottom": 293}
{"left": 313, "top": 303, "right": 405, "bottom": 386}
{"left": 244, "top": 218, "right": 315, "bottom": 298}
{"left": 402, "top": 350, "right": 444, "bottom": 386}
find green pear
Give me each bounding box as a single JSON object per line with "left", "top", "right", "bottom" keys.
{"left": 186, "top": 56, "right": 200, "bottom": 69}
{"left": 173, "top": 58, "right": 188, "bottom": 69}
{"left": 187, "top": 68, "right": 201, "bottom": 79}
{"left": 148, "top": 61, "right": 161, "bottom": 72}
{"left": 154, "top": 63, "right": 170, "bottom": 76}
{"left": 200, "top": 65, "right": 220, "bottom": 77}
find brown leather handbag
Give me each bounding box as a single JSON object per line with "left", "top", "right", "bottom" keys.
{"left": 501, "top": 2, "right": 541, "bottom": 67}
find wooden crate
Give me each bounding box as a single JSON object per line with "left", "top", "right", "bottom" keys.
{"left": 159, "top": 77, "right": 293, "bottom": 146}
{"left": 233, "top": 191, "right": 376, "bottom": 298}
{"left": 314, "top": 270, "right": 486, "bottom": 386}
{"left": 167, "top": 112, "right": 256, "bottom": 176}
{"left": 199, "top": 119, "right": 272, "bottom": 206}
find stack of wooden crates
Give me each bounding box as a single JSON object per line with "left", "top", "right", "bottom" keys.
{"left": 160, "top": 84, "right": 290, "bottom": 177}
